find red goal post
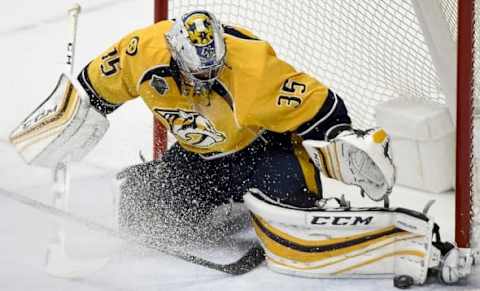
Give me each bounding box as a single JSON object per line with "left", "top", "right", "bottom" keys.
{"left": 456, "top": 0, "right": 475, "bottom": 249}
{"left": 153, "top": 0, "right": 479, "bottom": 248}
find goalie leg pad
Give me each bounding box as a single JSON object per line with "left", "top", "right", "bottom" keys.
{"left": 243, "top": 189, "right": 434, "bottom": 285}
{"left": 303, "top": 128, "right": 395, "bottom": 201}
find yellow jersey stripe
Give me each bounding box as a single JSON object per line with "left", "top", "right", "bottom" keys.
{"left": 292, "top": 136, "right": 320, "bottom": 194}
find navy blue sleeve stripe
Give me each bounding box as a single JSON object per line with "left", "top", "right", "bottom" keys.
{"left": 297, "top": 90, "right": 352, "bottom": 140}
{"left": 77, "top": 64, "right": 121, "bottom": 115}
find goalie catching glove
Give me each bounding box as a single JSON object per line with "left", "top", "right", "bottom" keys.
{"left": 303, "top": 128, "right": 395, "bottom": 201}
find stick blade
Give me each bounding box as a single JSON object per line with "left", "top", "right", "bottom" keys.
{"left": 221, "top": 243, "right": 265, "bottom": 275}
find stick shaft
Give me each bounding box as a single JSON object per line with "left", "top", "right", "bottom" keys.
{"left": 66, "top": 4, "right": 81, "bottom": 74}
{"left": 47, "top": 3, "right": 82, "bottom": 275}
{"left": 0, "top": 187, "right": 263, "bottom": 274}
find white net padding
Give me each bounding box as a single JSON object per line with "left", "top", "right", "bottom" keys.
{"left": 166, "top": 0, "right": 480, "bottom": 246}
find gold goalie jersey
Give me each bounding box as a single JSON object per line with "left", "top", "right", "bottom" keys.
{"left": 78, "top": 20, "right": 330, "bottom": 156}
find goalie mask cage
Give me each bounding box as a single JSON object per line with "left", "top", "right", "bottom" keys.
{"left": 153, "top": 0, "right": 480, "bottom": 248}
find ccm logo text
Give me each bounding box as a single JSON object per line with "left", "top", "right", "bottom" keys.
{"left": 310, "top": 216, "right": 373, "bottom": 226}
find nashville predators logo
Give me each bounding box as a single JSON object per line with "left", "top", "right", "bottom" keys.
{"left": 184, "top": 13, "right": 214, "bottom": 46}
{"left": 154, "top": 108, "right": 226, "bottom": 148}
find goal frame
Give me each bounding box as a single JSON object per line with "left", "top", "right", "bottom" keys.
{"left": 456, "top": 0, "right": 474, "bottom": 248}
{"left": 153, "top": 0, "right": 476, "bottom": 248}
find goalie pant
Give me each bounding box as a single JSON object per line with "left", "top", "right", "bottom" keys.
{"left": 243, "top": 189, "right": 477, "bottom": 287}
{"left": 117, "top": 130, "right": 327, "bottom": 244}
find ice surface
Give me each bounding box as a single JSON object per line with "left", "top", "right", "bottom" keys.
{"left": 0, "top": 0, "right": 478, "bottom": 290}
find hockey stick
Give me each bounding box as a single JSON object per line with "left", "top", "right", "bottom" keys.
{"left": 45, "top": 3, "right": 110, "bottom": 278}
{"left": 47, "top": 161, "right": 109, "bottom": 278}
{"left": 0, "top": 187, "right": 265, "bottom": 275}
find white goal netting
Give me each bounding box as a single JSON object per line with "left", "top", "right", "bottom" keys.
{"left": 165, "top": 0, "right": 480, "bottom": 247}
{"left": 168, "top": 0, "right": 455, "bottom": 128}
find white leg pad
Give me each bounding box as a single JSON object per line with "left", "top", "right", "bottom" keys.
{"left": 244, "top": 189, "right": 434, "bottom": 285}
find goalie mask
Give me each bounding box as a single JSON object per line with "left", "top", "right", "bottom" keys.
{"left": 165, "top": 10, "right": 226, "bottom": 95}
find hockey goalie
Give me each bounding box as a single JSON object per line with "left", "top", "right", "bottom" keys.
{"left": 10, "top": 9, "right": 478, "bottom": 288}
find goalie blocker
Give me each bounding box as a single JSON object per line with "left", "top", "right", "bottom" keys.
{"left": 9, "top": 74, "right": 109, "bottom": 167}
{"left": 244, "top": 189, "right": 478, "bottom": 287}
